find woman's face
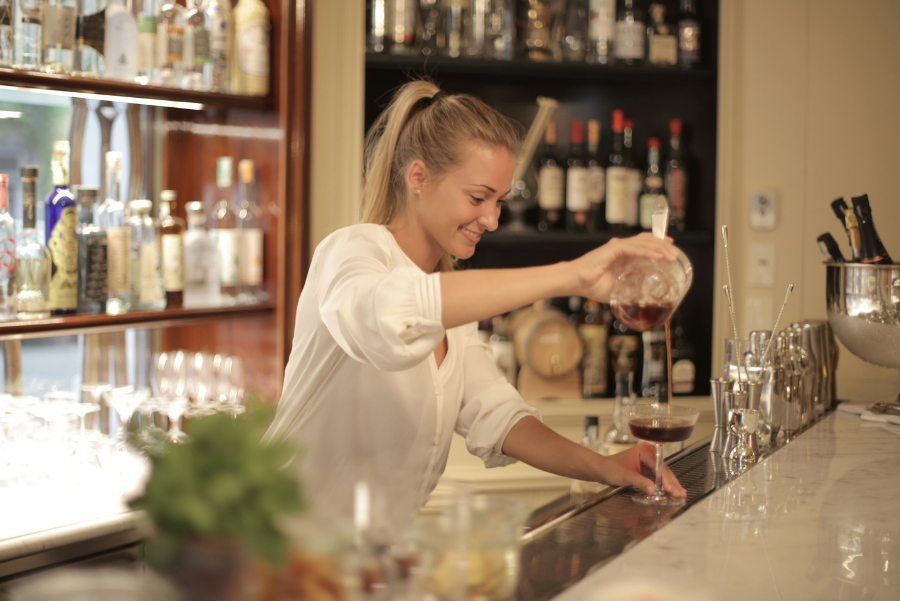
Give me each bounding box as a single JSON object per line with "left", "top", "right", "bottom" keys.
{"left": 412, "top": 144, "right": 515, "bottom": 262}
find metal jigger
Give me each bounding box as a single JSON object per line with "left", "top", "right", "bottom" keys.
{"left": 746, "top": 381, "right": 763, "bottom": 455}
{"left": 710, "top": 378, "right": 728, "bottom": 454}
{"left": 730, "top": 408, "right": 760, "bottom": 467}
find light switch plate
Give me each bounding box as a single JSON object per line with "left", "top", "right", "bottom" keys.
{"left": 750, "top": 190, "right": 777, "bottom": 230}
{"left": 747, "top": 242, "right": 776, "bottom": 287}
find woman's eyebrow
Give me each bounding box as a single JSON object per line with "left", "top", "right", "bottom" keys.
{"left": 471, "top": 183, "right": 497, "bottom": 192}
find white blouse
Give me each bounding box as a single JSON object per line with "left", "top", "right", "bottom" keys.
{"left": 265, "top": 224, "right": 540, "bottom": 534}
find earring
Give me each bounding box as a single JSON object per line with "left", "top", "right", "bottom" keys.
{"left": 416, "top": 189, "right": 421, "bottom": 195}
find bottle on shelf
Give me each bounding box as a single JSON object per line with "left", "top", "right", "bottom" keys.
{"left": 237, "top": 159, "right": 264, "bottom": 303}
{"left": 128, "top": 199, "right": 166, "bottom": 311}
{"left": 0, "top": 1, "right": 13, "bottom": 67}
{"left": 571, "top": 416, "right": 604, "bottom": 494}
{"left": 638, "top": 137, "right": 666, "bottom": 230}
{"left": 183, "top": 200, "right": 222, "bottom": 308}
{"left": 73, "top": 185, "right": 106, "bottom": 315}
{"left": 561, "top": 0, "right": 588, "bottom": 62}
{"left": 606, "top": 110, "right": 629, "bottom": 232}
{"left": 232, "top": 0, "right": 270, "bottom": 96}
{"left": 387, "top": 0, "right": 415, "bottom": 55}
{"left": 640, "top": 327, "right": 666, "bottom": 399}
{"left": 604, "top": 314, "right": 640, "bottom": 453}
{"left": 73, "top": 0, "right": 104, "bottom": 77}
{"left": 159, "top": 190, "right": 184, "bottom": 309}
{"left": 613, "top": 0, "right": 645, "bottom": 65}
{"left": 483, "top": 0, "right": 514, "bottom": 61}
{"left": 367, "top": 0, "right": 386, "bottom": 53}
{"left": 14, "top": 0, "right": 42, "bottom": 70}
{"left": 851, "top": 193, "right": 893, "bottom": 264}
{"left": 537, "top": 120, "right": 565, "bottom": 232}
{"left": 623, "top": 118, "right": 641, "bottom": 229}
{"left": 212, "top": 156, "right": 239, "bottom": 304}
{"left": 97, "top": 151, "right": 130, "bottom": 315}
{"left": 586, "top": 0, "right": 615, "bottom": 65}
{"left": 670, "top": 314, "right": 696, "bottom": 394}
{"left": 579, "top": 299, "right": 609, "bottom": 398}
{"left": 104, "top": 0, "right": 139, "bottom": 81}
{"left": 157, "top": 0, "right": 185, "bottom": 86}
{"left": 586, "top": 119, "right": 606, "bottom": 232}
{"left": 136, "top": 0, "right": 159, "bottom": 85}
{"left": 462, "top": 0, "right": 486, "bottom": 57}
{"left": 41, "top": 0, "right": 77, "bottom": 73}
{"left": 647, "top": 2, "right": 677, "bottom": 67}
{"left": 16, "top": 166, "right": 51, "bottom": 320}
{"left": 677, "top": 0, "right": 700, "bottom": 68}
{"left": 665, "top": 119, "right": 688, "bottom": 231}
{"left": 45, "top": 140, "right": 78, "bottom": 316}
{"left": 206, "top": 0, "right": 232, "bottom": 92}
{"left": 183, "top": 0, "right": 210, "bottom": 90}
{"left": 0, "top": 174, "right": 16, "bottom": 321}
{"left": 816, "top": 232, "right": 845, "bottom": 263}
{"left": 566, "top": 120, "right": 590, "bottom": 232}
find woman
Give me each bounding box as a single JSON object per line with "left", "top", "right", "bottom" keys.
{"left": 266, "top": 80, "right": 686, "bottom": 533}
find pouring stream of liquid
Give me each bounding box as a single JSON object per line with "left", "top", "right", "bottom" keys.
{"left": 651, "top": 198, "right": 674, "bottom": 418}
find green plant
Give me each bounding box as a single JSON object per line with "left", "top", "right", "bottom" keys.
{"left": 129, "top": 404, "right": 305, "bottom": 569}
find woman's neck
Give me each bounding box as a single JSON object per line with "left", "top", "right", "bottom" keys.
{"left": 387, "top": 215, "right": 444, "bottom": 273}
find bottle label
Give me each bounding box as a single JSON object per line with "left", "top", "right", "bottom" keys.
{"left": 43, "top": 4, "right": 76, "bottom": 50}
{"left": 626, "top": 169, "right": 642, "bottom": 226}
{"left": 614, "top": 21, "right": 645, "bottom": 59}
{"left": 538, "top": 165, "right": 565, "bottom": 210}
{"left": 649, "top": 33, "right": 677, "bottom": 65}
{"left": 0, "top": 233, "right": 14, "bottom": 281}
{"left": 237, "top": 21, "right": 269, "bottom": 77}
{"left": 192, "top": 27, "right": 210, "bottom": 65}
{"left": 184, "top": 236, "right": 211, "bottom": 285}
{"left": 566, "top": 166, "right": 590, "bottom": 212}
{"left": 166, "top": 24, "right": 184, "bottom": 63}
{"left": 605, "top": 166, "right": 629, "bottom": 224}
{"left": 138, "top": 16, "right": 157, "bottom": 71}
{"left": 678, "top": 20, "right": 700, "bottom": 61}
{"left": 239, "top": 227, "right": 263, "bottom": 285}
{"left": 161, "top": 233, "right": 184, "bottom": 292}
{"left": 639, "top": 192, "right": 666, "bottom": 230}
{"left": 666, "top": 167, "right": 687, "bottom": 214}
{"left": 48, "top": 206, "right": 78, "bottom": 311}
{"left": 105, "top": 11, "right": 137, "bottom": 79}
{"left": 609, "top": 334, "right": 639, "bottom": 374}
{"left": 672, "top": 358, "right": 696, "bottom": 394}
{"left": 587, "top": 165, "right": 605, "bottom": 205}
{"left": 210, "top": 13, "right": 228, "bottom": 72}
{"left": 80, "top": 10, "right": 104, "bottom": 54}
{"left": 588, "top": 0, "right": 615, "bottom": 43}
{"left": 106, "top": 226, "right": 130, "bottom": 295}
{"left": 83, "top": 235, "right": 107, "bottom": 302}
{"left": 139, "top": 240, "right": 164, "bottom": 304}
{"left": 580, "top": 323, "right": 608, "bottom": 396}
{"left": 213, "top": 228, "right": 239, "bottom": 286}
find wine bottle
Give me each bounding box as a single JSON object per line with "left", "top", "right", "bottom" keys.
{"left": 639, "top": 137, "right": 666, "bottom": 230}
{"left": 851, "top": 194, "right": 893, "bottom": 264}
{"left": 538, "top": 120, "right": 565, "bottom": 232}
{"left": 670, "top": 314, "right": 695, "bottom": 395}
{"left": 676, "top": 0, "right": 700, "bottom": 68}
{"left": 623, "top": 118, "right": 641, "bottom": 229}
{"left": 566, "top": 120, "right": 590, "bottom": 232}
{"left": 844, "top": 210, "right": 862, "bottom": 262}
{"left": 45, "top": 141, "right": 77, "bottom": 315}
{"left": 640, "top": 327, "right": 666, "bottom": 399}
{"left": 586, "top": 119, "right": 606, "bottom": 232}
{"left": 579, "top": 299, "right": 609, "bottom": 398}
{"left": 613, "top": 0, "right": 645, "bottom": 65}
{"left": 606, "top": 110, "right": 629, "bottom": 232}
{"left": 666, "top": 119, "right": 688, "bottom": 231}
{"left": 816, "top": 233, "right": 845, "bottom": 263}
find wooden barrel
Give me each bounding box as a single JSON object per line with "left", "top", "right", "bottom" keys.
{"left": 513, "top": 308, "right": 584, "bottom": 379}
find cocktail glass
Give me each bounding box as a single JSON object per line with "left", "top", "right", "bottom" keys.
{"left": 625, "top": 404, "right": 701, "bottom": 507}
{"left": 106, "top": 386, "right": 151, "bottom": 449}
{"left": 610, "top": 247, "right": 693, "bottom": 332}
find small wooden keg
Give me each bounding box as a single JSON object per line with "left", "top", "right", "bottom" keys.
{"left": 511, "top": 307, "right": 584, "bottom": 401}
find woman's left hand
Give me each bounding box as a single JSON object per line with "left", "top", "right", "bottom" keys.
{"left": 593, "top": 442, "right": 687, "bottom": 498}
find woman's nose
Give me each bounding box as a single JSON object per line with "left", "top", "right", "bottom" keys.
{"left": 478, "top": 203, "right": 500, "bottom": 232}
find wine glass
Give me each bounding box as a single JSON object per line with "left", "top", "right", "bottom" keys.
{"left": 625, "top": 404, "right": 701, "bottom": 507}
{"left": 106, "top": 386, "right": 150, "bottom": 449}
{"left": 217, "top": 356, "right": 246, "bottom": 417}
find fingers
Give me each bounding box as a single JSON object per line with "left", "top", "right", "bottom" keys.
{"left": 625, "top": 469, "right": 657, "bottom": 497}
{"left": 661, "top": 465, "right": 688, "bottom": 498}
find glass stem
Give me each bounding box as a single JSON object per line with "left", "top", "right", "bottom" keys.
{"left": 655, "top": 443, "right": 665, "bottom": 496}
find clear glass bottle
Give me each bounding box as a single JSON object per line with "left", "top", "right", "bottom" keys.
{"left": 158, "top": 190, "right": 184, "bottom": 308}
{"left": 604, "top": 316, "right": 640, "bottom": 453}
{"left": 0, "top": 174, "right": 17, "bottom": 320}
{"left": 128, "top": 199, "right": 165, "bottom": 311}
{"left": 561, "top": 0, "right": 588, "bottom": 62}
{"left": 41, "top": 0, "right": 77, "bottom": 73}
{"left": 14, "top": 0, "right": 43, "bottom": 70}
{"left": 231, "top": 0, "right": 270, "bottom": 96}
{"left": 236, "top": 159, "right": 264, "bottom": 303}
{"left": 96, "top": 151, "right": 130, "bottom": 314}
{"left": 483, "top": 0, "right": 514, "bottom": 61}
{"left": 388, "top": 0, "right": 416, "bottom": 56}
{"left": 571, "top": 416, "right": 604, "bottom": 494}
{"left": 212, "top": 156, "right": 238, "bottom": 305}
{"left": 646, "top": 2, "right": 677, "bottom": 67}
{"left": 72, "top": 0, "right": 105, "bottom": 77}
{"left": 613, "top": 0, "right": 645, "bottom": 65}
{"left": 136, "top": 0, "right": 159, "bottom": 84}
{"left": 0, "top": 0, "right": 13, "bottom": 66}
{"left": 183, "top": 200, "right": 221, "bottom": 308}
{"left": 16, "top": 166, "right": 51, "bottom": 320}
{"left": 73, "top": 185, "right": 106, "bottom": 315}
{"left": 104, "top": 0, "right": 138, "bottom": 81}
{"left": 587, "top": 0, "right": 615, "bottom": 64}
{"left": 45, "top": 140, "right": 78, "bottom": 315}
{"left": 206, "top": 0, "right": 232, "bottom": 92}
{"left": 183, "top": 0, "right": 211, "bottom": 90}
{"left": 157, "top": 0, "right": 185, "bottom": 86}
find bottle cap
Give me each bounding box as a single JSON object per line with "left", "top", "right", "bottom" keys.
{"left": 584, "top": 416, "right": 599, "bottom": 428}
{"left": 239, "top": 159, "right": 255, "bottom": 184}
{"left": 830, "top": 197, "right": 847, "bottom": 220}
{"left": 72, "top": 185, "right": 99, "bottom": 202}
{"left": 160, "top": 190, "right": 177, "bottom": 202}
{"left": 850, "top": 193, "right": 871, "bottom": 212}
{"left": 20, "top": 165, "right": 39, "bottom": 178}
{"left": 217, "top": 157, "right": 234, "bottom": 188}
{"left": 106, "top": 151, "right": 123, "bottom": 172}
{"left": 128, "top": 199, "right": 153, "bottom": 214}
{"left": 623, "top": 118, "right": 634, "bottom": 131}
{"left": 545, "top": 120, "right": 557, "bottom": 144}
{"left": 187, "top": 201, "right": 204, "bottom": 213}
{"left": 570, "top": 120, "right": 583, "bottom": 145}
{"left": 0, "top": 174, "right": 7, "bottom": 210}
{"left": 648, "top": 137, "right": 661, "bottom": 149}
{"left": 669, "top": 119, "right": 682, "bottom": 135}
{"left": 612, "top": 110, "right": 624, "bottom": 133}
{"left": 587, "top": 119, "right": 600, "bottom": 143}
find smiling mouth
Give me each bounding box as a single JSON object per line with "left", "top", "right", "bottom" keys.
{"left": 460, "top": 226, "right": 482, "bottom": 242}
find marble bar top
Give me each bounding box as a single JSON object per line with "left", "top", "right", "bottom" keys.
{"left": 553, "top": 409, "right": 900, "bottom": 601}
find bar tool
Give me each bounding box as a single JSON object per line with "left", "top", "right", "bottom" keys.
{"left": 722, "top": 387, "right": 747, "bottom": 458}
{"left": 801, "top": 322, "right": 825, "bottom": 419}
{"left": 778, "top": 333, "right": 801, "bottom": 439}
{"left": 729, "top": 407, "right": 760, "bottom": 467}
{"left": 787, "top": 326, "right": 813, "bottom": 428}
{"left": 746, "top": 381, "right": 763, "bottom": 454}
{"left": 710, "top": 378, "right": 728, "bottom": 454}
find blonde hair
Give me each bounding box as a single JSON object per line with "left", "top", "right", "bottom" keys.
{"left": 362, "top": 79, "right": 521, "bottom": 272}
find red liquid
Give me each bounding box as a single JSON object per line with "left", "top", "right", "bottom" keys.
{"left": 611, "top": 303, "right": 675, "bottom": 332}
{"left": 629, "top": 417, "right": 695, "bottom": 443}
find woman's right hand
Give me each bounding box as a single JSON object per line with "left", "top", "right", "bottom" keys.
{"left": 570, "top": 233, "right": 678, "bottom": 303}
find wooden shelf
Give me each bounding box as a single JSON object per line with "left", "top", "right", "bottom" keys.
{"left": 477, "top": 229, "right": 713, "bottom": 249}
{"left": 0, "top": 303, "right": 275, "bottom": 341}
{"left": 365, "top": 54, "right": 717, "bottom": 83}
{"left": 0, "top": 68, "right": 274, "bottom": 110}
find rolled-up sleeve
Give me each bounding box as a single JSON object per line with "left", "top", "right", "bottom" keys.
{"left": 315, "top": 228, "right": 445, "bottom": 372}
{"left": 455, "top": 324, "right": 541, "bottom": 468}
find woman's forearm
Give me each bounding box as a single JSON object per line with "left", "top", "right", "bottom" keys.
{"left": 500, "top": 416, "right": 599, "bottom": 481}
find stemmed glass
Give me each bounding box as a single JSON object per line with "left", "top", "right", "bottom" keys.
{"left": 106, "top": 386, "right": 151, "bottom": 449}
{"left": 216, "top": 356, "right": 246, "bottom": 416}
{"left": 625, "top": 404, "right": 701, "bottom": 507}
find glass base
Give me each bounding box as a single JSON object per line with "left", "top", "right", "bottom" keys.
{"left": 631, "top": 491, "right": 686, "bottom": 507}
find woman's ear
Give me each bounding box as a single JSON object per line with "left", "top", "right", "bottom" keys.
{"left": 406, "top": 159, "right": 427, "bottom": 194}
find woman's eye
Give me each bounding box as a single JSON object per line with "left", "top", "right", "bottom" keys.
{"left": 470, "top": 195, "right": 485, "bottom": 204}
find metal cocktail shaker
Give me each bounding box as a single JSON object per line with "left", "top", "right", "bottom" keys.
{"left": 710, "top": 378, "right": 728, "bottom": 454}
{"left": 801, "top": 322, "right": 825, "bottom": 419}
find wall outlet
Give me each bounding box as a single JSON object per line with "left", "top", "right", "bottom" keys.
{"left": 750, "top": 190, "right": 777, "bottom": 230}
{"left": 747, "top": 242, "right": 776, "bottom": 287}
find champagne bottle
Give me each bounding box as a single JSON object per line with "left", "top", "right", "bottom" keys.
{"left": 816, "top": 233, "right": 845, "bottom": 263}
{"left": 851, "top": 194, "right": 893, "bottom": 265}
{"left": 830, "top": 197, "right": 857, "bottom": 260}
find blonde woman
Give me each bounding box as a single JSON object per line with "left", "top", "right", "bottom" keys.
{"left": 266, "top": 81, "right": 686, "bottom": 533}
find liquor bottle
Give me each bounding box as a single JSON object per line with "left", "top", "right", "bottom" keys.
{"left": 232, "top": 0, "right": 270, "bottom": 96}
{"left": 579, "top": 299, "right": 609, "bottom": 398}
{"left": 159, "top": 190, "right": 184, "bottom": 308}
{"left": 0, "top": 0, "right": 13, "bottom": 67}
{"left": 96, "top": 151, "right": 130, "bottom": 314}
{"left": 388, "top": 0, "right": 415, "bottom": 55}
{"left": 212, "top": 157, "right": 239, "bottom": 304}
{"left": 183, "top": 0, "right": 211, "bottom": 90}
{"left": 665, "top": 119, "right": 687, "bottom": 231}
{"left": 638, "top": 137, "right": 666, "bottom": 230}
{"left": 157, "top": 0, "right": 185, "bottom": 86}
{"left": 670, "top": 314, "right": 695, "bottom": 394}
{"left": 206, "top": 0, "right": 232, "bottom": 92}
{"left": 586, "top": 0, "right": 615, "bottom": 64}
{"left": 521, "top": 0, "right": 555, "bottom": 61}
{"left": 237, "top": 159, "right": 264, "bottom": 303}
{"left": 45, "top": 141, "right": 78, "bottom": 315}
{"left": 606, "top": 110, "right": 629, "bottom": 231}
{"left": 586, "top": 119, "right": 606, "bottom": 232}
{"left": 623, "top": 119, "right": 641, "bottom": 229}
{"left": 646, "top": 2, "right": 677, "bottom": 67}
{"left": 128, "top": 200, "right": 166, "bottom": 310}
{"left": 136, "top": 0, "right": 159, "bottom": 84}
{"left": 640, "top": 327, "right": 666, "bottom": 399}
{"left": 561, "top": 0, "right": 588, "bottom": 62}
{"left": 367, "top": 0, "right": 386, "bottom": 53}
{"left": 851, "top": 194, "right": 893, "bottom": 264}
{"left": 0, "top": 174, "right": 16, "bottom": 320}
{"left": 571, "top": 416, "right": 604, "bottom": 493}
{"left": 537, "top": 120, "right": 565, "bottom": 232}
{"left": 104, "top": 0, "right": 138, "bottom": 81}
{"left": 14, "top": 0, "right": 43, "bottom": 70}
{"left": 816, "top": 232, "right": 845, "bottom": 263}
{"left": 483, "top": 0, "right": 514, "bottom": 61}
{"left": 16, "top": 166, "right": 51, "bottom": 320}
{"left": 462, "top": 0, "right": 485, "bottom": 57}
{"left": 73, "top": 0, "right": 104, "bottom": 77}
{"left": 676, "top": 0, "right": 700, "bottom": 68}
{"left": 566, "top": 120, "right": 590, "bottom": 232}
{"left": 613, "top": 0, "right": 644, "bottom": 65}
{"left": 489, "top": 315, "right": 517, "bottom": 386}
{"left": 73, "top": 185, "right": 106, "bottom": 314}
{"left": 41, "top": 0, "right": 77, "bottom": 73}
{"left": 183, "top": 200, "right": 221, "bottom": 308}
